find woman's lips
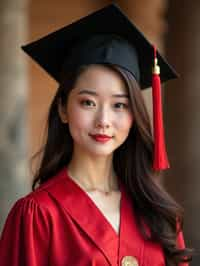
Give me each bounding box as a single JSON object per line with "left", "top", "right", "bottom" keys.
{"left": 89, "top": 134, "right": 113, "bottom": 143}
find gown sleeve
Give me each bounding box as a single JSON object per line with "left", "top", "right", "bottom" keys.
{"left": 0, "top": 196, "right": 50, "bottom": 266}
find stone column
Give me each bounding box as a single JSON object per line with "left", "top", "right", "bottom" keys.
{"left": 0, "top": 0, "right": 29, "bottom": 232}
{"left": 165, "top": 1, "right": 200, "bottom": 264}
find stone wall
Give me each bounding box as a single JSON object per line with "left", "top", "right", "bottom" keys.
{"left": 165, "top": 1, "right": 200, "bottom": 264}
{"left": 0, "top": 0, "right": 29, "bottom": 230}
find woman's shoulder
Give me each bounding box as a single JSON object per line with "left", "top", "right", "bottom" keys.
{"left": 12, "top": 167, "right": 67, "bottom": 214}
{"left": 0, "top": 173, "right": 63, "bottom": 263}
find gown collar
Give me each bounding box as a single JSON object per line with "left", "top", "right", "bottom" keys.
{"left": 44, "top": 167, "right": 144, "bottom": 265}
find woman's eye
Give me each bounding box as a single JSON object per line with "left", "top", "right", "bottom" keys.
{"left": 80, "top": 99, "right": 95, "bottom": 107}
{"left": 114, "top": 102, "right": 128, "bottom": 109}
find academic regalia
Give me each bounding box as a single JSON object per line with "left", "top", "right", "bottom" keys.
{"left": 0, "top": 167, "right": 187, "bottom": 266}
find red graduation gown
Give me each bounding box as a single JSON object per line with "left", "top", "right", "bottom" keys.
{"left": 0, "top": 167, "right": 188, "bottom": 266}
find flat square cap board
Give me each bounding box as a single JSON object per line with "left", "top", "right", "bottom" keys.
{"left": 21, "top": 3, "right": 178, "bottom": 89}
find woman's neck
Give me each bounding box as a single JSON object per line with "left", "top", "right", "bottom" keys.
{"left": 67, "top": 152, "right": 118, "bottom": 193}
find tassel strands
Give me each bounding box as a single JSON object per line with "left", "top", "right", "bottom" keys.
{"left": 152, "top": 46, "right": 169, "bottom": 171}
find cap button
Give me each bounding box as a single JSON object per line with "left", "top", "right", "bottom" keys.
{"left": 121, "top": 256, "right": 139, "bottom": 266}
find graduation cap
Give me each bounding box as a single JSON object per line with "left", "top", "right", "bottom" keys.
{"left": 21, "top": 3, "right": 178, "bottom": 171}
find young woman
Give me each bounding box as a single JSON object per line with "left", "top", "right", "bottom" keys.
{"left": 0, "top": 4, "right": 192, "bottom": 266}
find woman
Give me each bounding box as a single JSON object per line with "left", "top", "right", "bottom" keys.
{"left": 0, "top": 4, "right": 192, "bottom": 266}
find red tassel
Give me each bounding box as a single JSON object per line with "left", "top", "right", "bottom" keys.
{"left": 152, "top": 46, "right": 169, "bottom": 171}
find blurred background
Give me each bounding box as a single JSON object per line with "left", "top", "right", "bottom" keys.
{"left": 0, "top": 0, "right": 199, "bottom": 264}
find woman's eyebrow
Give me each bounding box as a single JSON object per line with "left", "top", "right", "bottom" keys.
{"left": 78, "top": 89, "right": 129, "bottom": 98}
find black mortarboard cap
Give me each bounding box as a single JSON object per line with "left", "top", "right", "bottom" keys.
{"left": 22, "top": 3, "right": 178, "bottom": 171}
{"left": 21, "top": 3, "right": 178, "bottom": 89}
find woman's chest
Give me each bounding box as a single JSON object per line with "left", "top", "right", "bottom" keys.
{"left": 46, "top": 182, "right": 166, "bottom": 266}
{"left": 48, "top": 209, "right": 165, "bottom": 266}
{"left": 86, "top": 190, "right": 121, "bottom": 235}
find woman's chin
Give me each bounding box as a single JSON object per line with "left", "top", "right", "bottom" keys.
{"left": 82, "top": 146, "right": 115, "bottom": 158}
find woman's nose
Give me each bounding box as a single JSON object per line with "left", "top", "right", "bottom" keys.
{"left": 95, "top": 108, "right": 111, "bottom": 129}
{"left": 95, "top": 121, "right": 110, "bottom": 129}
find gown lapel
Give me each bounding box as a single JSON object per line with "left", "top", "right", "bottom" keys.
{"left": 118, "top": 185, "right": 145, "bottom": 265}
{"left": 45, "top": 168, "right": 119, "bottom": 265}
{"left": 45, "top": 167, "right": 144, "bottom": 265}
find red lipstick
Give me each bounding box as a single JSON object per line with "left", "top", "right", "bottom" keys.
{"left": 90, "top": 134, "right": 113, "bottom": 143}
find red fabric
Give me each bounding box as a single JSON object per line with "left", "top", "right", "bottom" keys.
{"left": 152, "top": 72, "right": 169, "bottom": 171}
{"left": 177, "top": 230, "right": 189, "bottom": 266}
{"left": 0, "top": 167, "right": 187, "bottom": 266}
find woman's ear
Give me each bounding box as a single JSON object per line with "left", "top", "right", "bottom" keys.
{"left": 58, "top": 99, "right": 68, "bottom": 124}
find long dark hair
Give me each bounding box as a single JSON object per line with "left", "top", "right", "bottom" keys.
{"left": 32, "top": 63, "right": 192, "bottom": 265}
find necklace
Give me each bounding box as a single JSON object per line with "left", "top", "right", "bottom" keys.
{"left": 68, "top": 170, "right": 118, "bottom": 196}
{"left": 86, "top": 187, "right": 113, "bottom": 196}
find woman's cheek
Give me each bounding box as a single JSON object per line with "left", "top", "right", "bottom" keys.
{"left": 69, "top": 108, "right": 92, "bottom": 129}
{"left": 116, "top": 112, "right": 134, "bottom": 131}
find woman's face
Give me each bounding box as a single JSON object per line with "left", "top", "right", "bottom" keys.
{"left": 60, "top": 64, "right": 134, "bottom": 158}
